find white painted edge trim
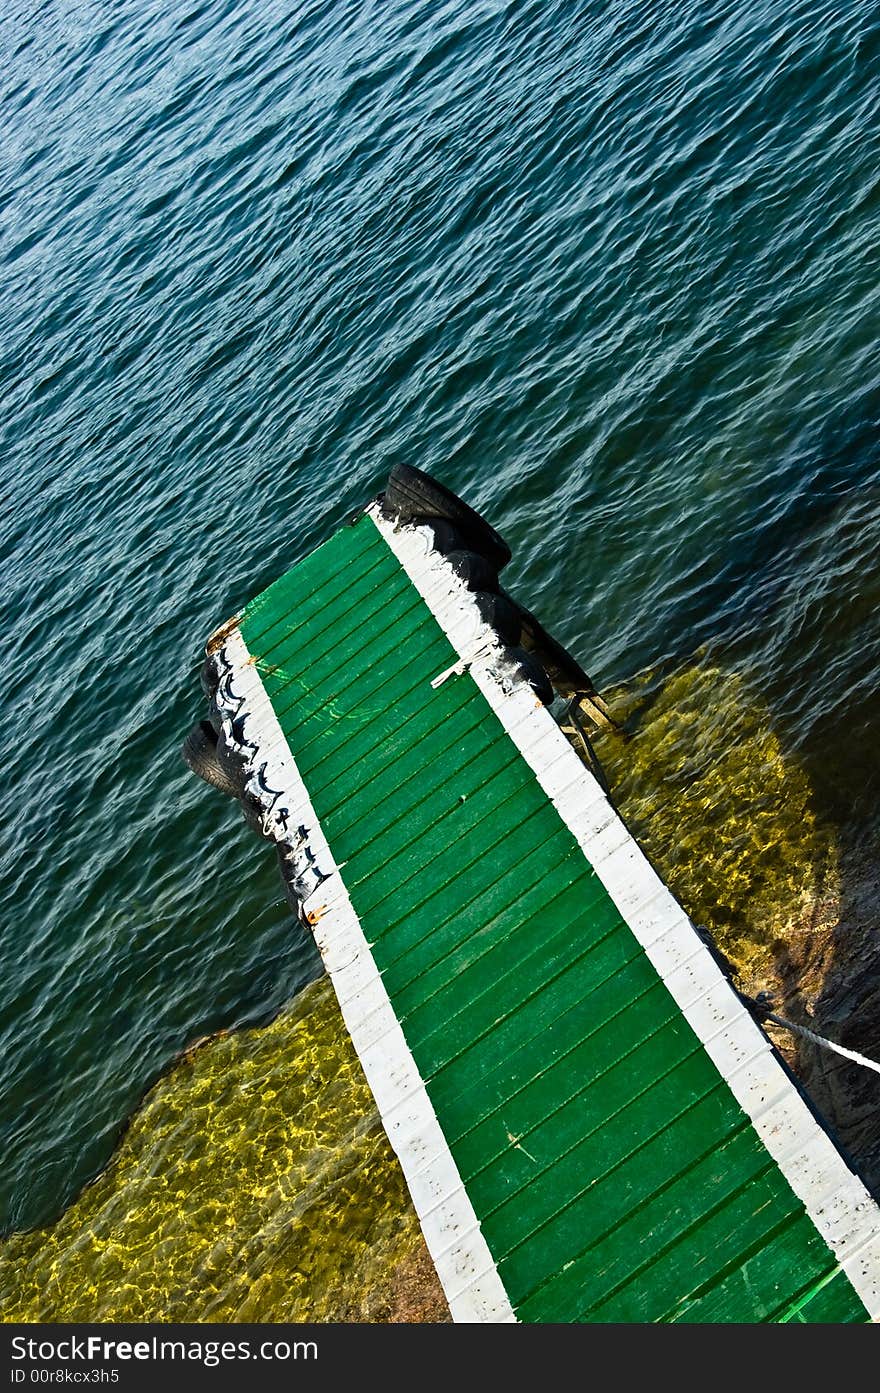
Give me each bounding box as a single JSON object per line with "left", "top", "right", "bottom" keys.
{"left": 214, "top": 627, "right": 515, "bottom": 1324}
{"left": 370, "top": 503, "right": 880, "bottom": 1321}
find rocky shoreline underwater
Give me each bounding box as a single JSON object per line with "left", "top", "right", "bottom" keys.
{"left": 3, "top": 657, "right": 878, "bottom": 1322}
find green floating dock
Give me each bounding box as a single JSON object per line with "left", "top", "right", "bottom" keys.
{"left": 205, "top": 503, "right": 880, "bottom": 1322}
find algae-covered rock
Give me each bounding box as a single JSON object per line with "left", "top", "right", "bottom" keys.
{"left": 0, "top": 975, "right": 448, "bottom": 1323}
{"left": 2, "top": 656, "right": 871, "bottom": 1321}
{"left": 592, "top": 660, "right": 840, "bottom": 990}
{"left": 591, "top": 660, "right": 880, "bottom": 1193}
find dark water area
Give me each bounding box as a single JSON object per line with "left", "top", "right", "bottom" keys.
{"left": 1, "top": 0, "right": 879, "bottom": 1235}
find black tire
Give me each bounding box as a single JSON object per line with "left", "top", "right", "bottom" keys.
{"left": 382, "top": 465, "right": 512, "bottom": 571}
{"left": 408, "top": 515, "right": 469, "bottom": 555}
{"left": 504, "top": 596, "right": 595, "bottom": 695}
{"left": 472, "top": 590, "right": 521, "bottom": 645}
{"left": 200, "top": 652, "right": 224, "bottom": 702}
{"left": 445, "top": 549, "right": 499, "bottom": 593}
{"left": 498, "top": 646, "right": 554, "bottom": 705}
{"left": 240, "top": 791, "right": 268, "bottom": 837}
{"left": 215, "top": 726, "right": 250, "bottom": 784}
{"left": 181, "top": 721, "right": 241, "bottom": 798}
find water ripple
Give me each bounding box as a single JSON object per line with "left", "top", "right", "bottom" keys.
{"left": 1, "top": 0, "right": 879, "bottom": 1233}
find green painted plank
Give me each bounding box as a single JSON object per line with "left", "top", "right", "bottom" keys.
{"left": 255, "top": 612, "right": 446, "bottom": 780}
{"left": 782, "top": 1270, "right": 868, "bottom": 1323}
{"left": 486, "top": 1081, "right": 751, "bottom": 1273}
{"left": 443, "top": 976, "right": 684, "bottom": 1175}
{"left": 250, "top": 545, "right": 399, "bottom": 661}
{"left": 258, "top": 580, "right": 426, "bottom": 725}
{"left": 303, "top": 651, "right": 481, "bottom": 807}
{"left": 504, "top": 1106, "right": 763, "bottom": 1314}
{"left": 406, "top": 902, "right": 640, "bottom": 1074}
{"left": 256, "top": 556, "right": 415, "bottom": 683}
{"left": 399, "top": 878, "right": 619, "bottom": 1062}
{"left": 391, "top": 866, "right": 603, "bottom": 1020}
{"left": 362, "top": 795, "right": 562, "bottom": 953}
{"left": 353, "top": 765, "right": 552, "bottom": 917}
{"left": 466, "top": 1039, "right": 717, "bottom": 1221}
{"left": 256, "top": 563, "right": 415, "bottom": 692}
{"left": 420, "top": 947, "right": 675, "bottom": 1096}
{"left": 241, "top": 514, "right": 387, "bottom": 644}
{"left": 342, "top": 740, "right": 527, "bottom": 894}
{"left": 324, "top": 696, "right": 500, "bottom": 846}
{"left": 298, "top": 628, "right": 461, "bottom": 793}
{"left": 670, "top": 1233, "right": 843, "bottom": 1323}
{"left": 515, "top": 1138, "right": 783, "bottom": 1320}
{"left": 581, "top": 1180, "right": 818, "bottom": 1323}
{"left": 378, "top": 834, "right": 585, "bottom": 995}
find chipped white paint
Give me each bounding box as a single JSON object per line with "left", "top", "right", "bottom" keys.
{"left": 213, "top": 627, "right": 515, "bottom": 1324}
{"left": 371, "top": 502, "right": 880, "bottom": 1321}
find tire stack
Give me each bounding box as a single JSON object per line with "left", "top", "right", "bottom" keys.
{"left": 186, "top": 656, "right": 276, "bottom": 839}
{"left": 186, "top": 652, "right": 319, "bottom": 917}
{"left": 380, "top": 464, "right": 604, "bottom": 706}
{"left": 183, "top": 466, "right": 602, "bottom": 870}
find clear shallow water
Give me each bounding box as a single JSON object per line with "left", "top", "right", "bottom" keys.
{"left": 0, "top": 976, "right": 447, "bottom": 1322}
{"left": 1, "top": 0, "right": 879, "bottom": 1236}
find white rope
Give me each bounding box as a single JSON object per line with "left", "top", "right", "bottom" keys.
{"left": 766, "top": 1012, "right": 880, "bottom": 1077}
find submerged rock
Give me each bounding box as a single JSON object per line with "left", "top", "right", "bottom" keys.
{"left": 3, "top": 655, "right": 877, "bottom": 1319}
{"left": 592, "top": 659, "right": 841, "bottom": 991}
{"left": 0, "top": 976, "right": 448, "bottom": 1322}
{"left": 593, "top": 658, "right": 880, "bottom": 1195}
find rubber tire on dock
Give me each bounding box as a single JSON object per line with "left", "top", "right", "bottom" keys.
{"left": 445, "top": 549, "right": 500, "bottom": 593}
{"left": 472, "top": 590, "right": 521, "bottom": 645}
{"left": 408, "top": 515, "right": 468, "bottom": 556}
{"left": 382, "top": 464, "right": 512, "bottom": 572}
{"left": 505, "top": 596, "right": 596, "bottom": 696}
{"left": 499, "top": 647, "right": 554, "bottom": 706}
{"left": 200, "top": 652, "right": 223, "bottom": 702}
{"left": 181, "top": 721, "right": 241, "bottom": 798}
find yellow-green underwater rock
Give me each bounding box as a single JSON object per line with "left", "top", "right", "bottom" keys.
{"left": 592, "top": 660, "right": 839, "bottom": 987}
{"left": 1, "top": 659, "right": 839, "bottom": 1321}
{"left": 0, "top": 975, "right": 447, "bottom": 1322}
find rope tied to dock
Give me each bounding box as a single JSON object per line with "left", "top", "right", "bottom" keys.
{"left": 749, "top": 993, "right": 880, "bottom": 1077}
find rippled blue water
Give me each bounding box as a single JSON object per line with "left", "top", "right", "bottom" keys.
{"left": 2, "top": 0, "right": 879, "bottom": 1232}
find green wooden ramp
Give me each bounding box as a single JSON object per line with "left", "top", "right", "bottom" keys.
{"left": 204, "top": 503, "right": 880, "bottom": 1322}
